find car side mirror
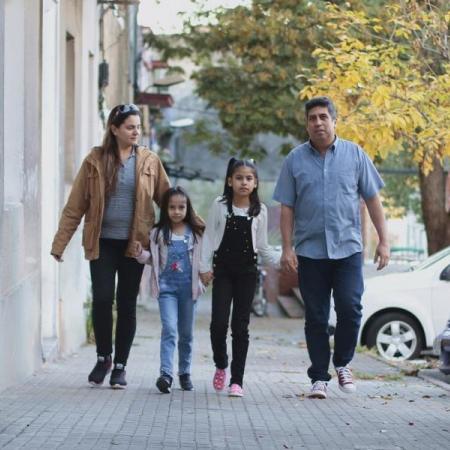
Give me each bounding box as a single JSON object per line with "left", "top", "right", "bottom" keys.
{"left": 440, "top": 265, "right": 450, "bottom": 281}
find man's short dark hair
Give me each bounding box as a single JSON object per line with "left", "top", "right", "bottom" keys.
{"left": 305, "top": 96, "right": 337, "bottom": 121}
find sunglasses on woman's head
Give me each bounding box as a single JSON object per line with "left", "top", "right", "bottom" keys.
{"left": 115, "top": 104, "right": 139, "bottom": 116}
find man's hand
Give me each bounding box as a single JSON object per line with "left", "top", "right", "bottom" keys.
{"left": 281, "top": 247, "right": 298, "bottom": 273}
{"left": 365, "top": 195, "right": 390, "bottom": 271}
{"left": 374, "top": 242, "right": 390, "bottom": 270}
{"left": 200, "top": 271, "right": 213, "bottom": 286}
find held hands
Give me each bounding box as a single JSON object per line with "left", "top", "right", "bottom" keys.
{"left": 374, "top": 242, "right": 390, "bottom": 270}
{"left": 131, "top": 241, "right": 143, "bottom": 258}
{"left": 281, "top": 247, "right": 298, "bottom": 273}
{"left": 200, "top": 271, "right": 213, "bottom": 287}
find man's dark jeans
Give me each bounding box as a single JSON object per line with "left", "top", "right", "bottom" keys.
{"left": 90, "top": 239, "right": 144, "bottom": 365}
{"left": 298, "top": 253, "right": 364, "bottom": 383}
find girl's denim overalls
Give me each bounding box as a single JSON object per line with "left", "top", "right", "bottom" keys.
{"left": 158, "top": 231, "right": 196, "bottom": 377}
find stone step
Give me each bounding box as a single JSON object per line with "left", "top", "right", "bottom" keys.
{"left": 277, "top": 294, "right": 304, "bottom": 319}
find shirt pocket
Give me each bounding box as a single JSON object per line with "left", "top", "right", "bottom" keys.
{"left": 332, "top": 170, "right": 358, "bottom": 196}
{"left": 294, "top": 170, "right": 316, "bottom": 195}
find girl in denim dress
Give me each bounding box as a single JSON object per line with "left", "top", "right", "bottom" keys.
{"left": 133, "top": 187, "right": 204, "bottom": 393}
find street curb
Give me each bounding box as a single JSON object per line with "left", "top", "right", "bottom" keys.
{"left": 417, "top": 370, "right": 450, "bottom": 392}
{"left": 363, "top": 350, "right": 404, "bottom": 371}
{"left": 363, "top": 350, "right": 450, "bottom": 392}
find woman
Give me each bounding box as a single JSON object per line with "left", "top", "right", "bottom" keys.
{"left": 51, "top": 104, "right": 170, "bottom": 389}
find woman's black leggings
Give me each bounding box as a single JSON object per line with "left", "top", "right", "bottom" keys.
{"left": 89, "top": 239, "right": 144, "bottom": 365}
{"left": 210, "top": 265, "right": 257, "bottom": 387}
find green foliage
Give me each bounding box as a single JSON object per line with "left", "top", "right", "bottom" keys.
{"left": 145, "top": 0, "right": 340, "bottom": 155}
{"left": 84, "top": 297, "right": 95, "bottom": 345}
{"left": 84, "top": 294, "right": 117, "bottom": 345}
{"left": 378, "top": 151, "right": 422, "bottom": 220}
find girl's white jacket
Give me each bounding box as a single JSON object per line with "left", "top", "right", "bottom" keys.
{"left": 200, "top": 197, "right": 280, "bottom": 273}
{"left": 136, "top": 227, "right": 204, "bottom": 301}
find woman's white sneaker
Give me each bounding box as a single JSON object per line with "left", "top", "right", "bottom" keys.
{"left": 335, "top": 366, "right": 356, "bottom": 393}
{"left": 307, "top": 381, "right": 328, "bottom": 399}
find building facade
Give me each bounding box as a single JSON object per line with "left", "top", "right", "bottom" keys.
{"left": 0, "top": 0, "right": 139, "bottom": 389}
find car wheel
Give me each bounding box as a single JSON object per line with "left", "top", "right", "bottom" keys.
{"left": 366, "top": 312, "right": 423, "bottom": 361}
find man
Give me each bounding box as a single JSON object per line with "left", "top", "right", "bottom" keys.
{"left": 273, "top": 96, "right": 390, "bottom": 399}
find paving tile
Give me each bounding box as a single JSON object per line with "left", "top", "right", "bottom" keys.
{"left": 1, "top": 300, "right": 449, "bottom": 449}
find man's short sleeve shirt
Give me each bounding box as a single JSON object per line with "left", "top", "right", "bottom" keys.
{"left": 273, "top": 137, "right": 384, "bottom": 259}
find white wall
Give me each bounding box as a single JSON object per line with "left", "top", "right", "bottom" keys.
{"left": 0, "top": 0, "right": 4, "bottom": 215}
{"left": 41, "top": 0, "right": 61, "bottom": 359}
{"left": 54, "top": 0, "right": 102, "bottom": 357}
{"left": 3, "top": 0, "right": 24, "bottom": 205}
{"left": 0, "top": 0, "right": 42, "bottom": 389}
{"left": 0, "top": 0, "right": 136, "bottom": 389}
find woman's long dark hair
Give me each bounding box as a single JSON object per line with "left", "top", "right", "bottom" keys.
{"left": 100, "top": 104, "right": 141, "bottom": 198}
{"left": 154, "top": 186, "right": 205, "bottom": 244}
{"left": 221, "top": 158, "right": 261, "bottom": 217}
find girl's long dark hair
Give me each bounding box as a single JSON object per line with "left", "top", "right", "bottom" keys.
{"left": 221, "top": 158, "right": 261, "bottom": 217}
{"left": 101, "top": 104, "right": 141, "bottom": 198}
{"left": 154, "top": 186, "right": 204, "bottom": 244}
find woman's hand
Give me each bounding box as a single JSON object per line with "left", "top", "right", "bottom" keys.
{"left": 200, "top": 271, "right": 213, "bottom": 286}
{"left": 131, "top": 241, "right": 143, "bottom": 257}
{"left": 51, "top": 253, "right": 63, "bottom": 262}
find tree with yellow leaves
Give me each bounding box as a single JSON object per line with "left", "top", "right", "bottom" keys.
{"left": 301, "top": 0, "right": 450, "bottom": 254}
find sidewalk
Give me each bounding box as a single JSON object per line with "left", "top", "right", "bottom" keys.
{"left": 1, "top": 299, "right": 450, "bottom": 450}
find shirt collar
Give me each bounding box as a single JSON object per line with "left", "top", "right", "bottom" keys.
{"left": 119, "top": 147, "right": 136, "bottom": 166}
{"left": 308, "top": 136, "right": 339, "bottom": 154}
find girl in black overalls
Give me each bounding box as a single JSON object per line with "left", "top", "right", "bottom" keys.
{"left": 200, "top": 158, "right": 279, "bottom": 397}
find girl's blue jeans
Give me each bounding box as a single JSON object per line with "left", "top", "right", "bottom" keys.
{"left": 158, "top": 282, "right": 196, "bottom": 377}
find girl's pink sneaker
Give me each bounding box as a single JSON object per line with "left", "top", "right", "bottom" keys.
{"left": 228, "top": 383, "right": 243, "bottom": 397}
{"left": 213, "top": 368, "right": 226, "bottom": 391}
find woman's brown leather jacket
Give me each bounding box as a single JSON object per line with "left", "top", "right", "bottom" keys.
{"left": 51, "top": 146, "right": 170, "bottom": 260}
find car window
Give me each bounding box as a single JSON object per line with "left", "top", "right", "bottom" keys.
{"left": 412, "top": 247, "right": 450, "bottom": 271}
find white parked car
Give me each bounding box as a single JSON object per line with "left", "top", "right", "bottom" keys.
{"left": 330, "top": 246, "right": 450, "bottom": 361}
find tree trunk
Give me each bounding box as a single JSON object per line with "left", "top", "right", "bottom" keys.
{"left": 419, "top": 156, "right": 450, "bottom": 255}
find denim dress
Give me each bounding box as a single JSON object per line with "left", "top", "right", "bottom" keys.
{"left": 158, "top": 231, "right": 196, "bottom": 378}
